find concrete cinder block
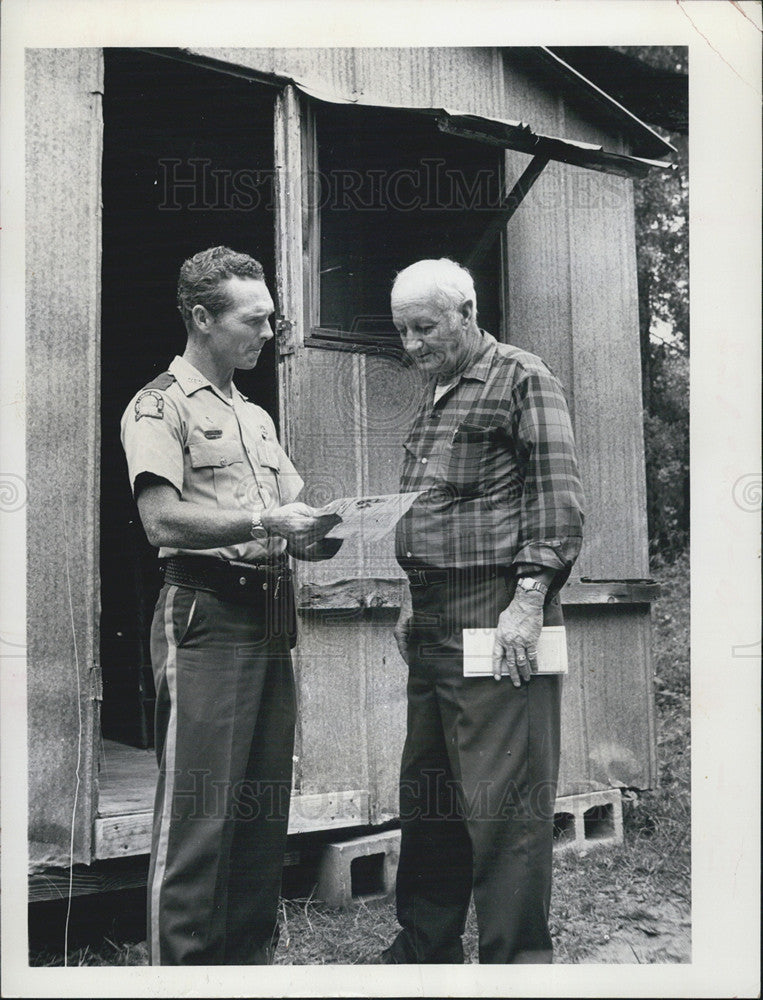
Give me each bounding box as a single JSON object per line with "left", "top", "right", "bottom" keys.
{"left": 315, "top": 789, "right": 623, "bottom": 906}
{"left": 316, "top": 829, "right": 401, "bottom": 908}
{"left": 553, "top": 788, "right": 623, "bottom": 853}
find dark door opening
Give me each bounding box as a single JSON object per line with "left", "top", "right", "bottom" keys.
{"left": 100, "top": 49, "right": 278, "bottom": 747}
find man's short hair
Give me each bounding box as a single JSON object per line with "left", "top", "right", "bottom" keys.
{"left": 177, "top": 246, "right": 266, "bottom": 330}
{"left": 391, "top": 258, "right": 478, "bottom": 317}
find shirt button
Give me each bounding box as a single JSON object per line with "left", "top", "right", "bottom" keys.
{"left": 262, "top": 582, "right": 268, "bottom": 591}
{"left": 220, "top": 457, "right": 228, "bottom": 466}
{"left": 406, "top": 551, "right": 412, "bottom": 558}
{"left": 239, "top": 577, "right": 247, "bottom": 586}
{"left": 421, "top": 457, "right": 428, "bottom": 464}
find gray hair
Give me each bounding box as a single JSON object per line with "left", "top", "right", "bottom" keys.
{"left": 391, "top": 258, "right": 477, "bottom": 316}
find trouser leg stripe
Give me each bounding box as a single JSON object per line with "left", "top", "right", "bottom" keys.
{"left": 150, "top": 585, "right": 179, "bottom": 965}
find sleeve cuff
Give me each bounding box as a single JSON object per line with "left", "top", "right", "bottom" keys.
{"left": 511, "top": 541, "right": 572, "bottom": 573}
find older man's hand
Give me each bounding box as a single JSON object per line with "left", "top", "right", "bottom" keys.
{"left": 492, "top": 589, "right": 545, "bottom": 686}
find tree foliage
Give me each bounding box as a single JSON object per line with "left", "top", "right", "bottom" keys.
{"left": 629, "top": 47, "right": 689, "bottom": 561}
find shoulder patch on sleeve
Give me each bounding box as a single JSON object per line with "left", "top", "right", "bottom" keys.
{"left": 135, "top": 389, "right": 165, "bottom": 421}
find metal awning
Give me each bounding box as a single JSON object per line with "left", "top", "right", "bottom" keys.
{"left": 148, "top": 47, "right": 674, "bottom": 181}
{"left": 144, "top": 47, "right": 674, "bottom": 264}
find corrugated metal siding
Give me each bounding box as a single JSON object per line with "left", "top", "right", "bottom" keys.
{"left": 26, "top": 48, "right": 103, "bottom": 867}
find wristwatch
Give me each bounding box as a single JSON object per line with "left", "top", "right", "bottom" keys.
{"left": 517, "top": 576, "right": 548, "bottom": 597}
{"left": 250, "top": 510, "right": 269, "bottom": 541}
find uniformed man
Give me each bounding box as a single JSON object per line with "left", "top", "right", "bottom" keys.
{"left": 121, "top": 246, "right": 339, "bottom": 966}
{"left": 382, "top": 258, "right": 584, "bottom": 964}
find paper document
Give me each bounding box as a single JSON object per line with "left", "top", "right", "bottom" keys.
{"left": 463, "top": 626, "right": 568, "bottom": 677}
{"left": 319, "top": 491, "right": 425, "bottom": 542}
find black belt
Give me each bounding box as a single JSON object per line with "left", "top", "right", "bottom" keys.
{"left": 161, "top": 554, "right": 291, "bottom": 603}
{"left": 403, "top": 565, "right": 504, "bottom": 588}
{"left": 405, "top": 567, "right": 451, "bottom": 587}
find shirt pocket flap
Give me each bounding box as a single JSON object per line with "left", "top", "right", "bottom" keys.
{"left": 188, "top": 436, "right": 244, "bottom": 469}
{"left": 452, "top": 423, "right": 498, "bottom": 443}
{"left": 257, "top": 440, "right": 282, "bottom": 471}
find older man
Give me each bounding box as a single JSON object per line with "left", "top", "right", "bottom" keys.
{"left": 382, "top": 258, "right": 584, "bottom": 964}
{"left": 121, "top": 246, "right": 338, "bottom": 965}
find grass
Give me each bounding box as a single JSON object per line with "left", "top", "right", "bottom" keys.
{"left": 29, "top": 551, "right": 690, "bottom": 966}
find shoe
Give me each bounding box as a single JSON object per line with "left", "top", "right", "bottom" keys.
{"left": 379, "top": 937, "right": 464, "bottom": 964}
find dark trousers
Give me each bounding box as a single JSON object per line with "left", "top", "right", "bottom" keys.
{"left": 389, "top": 567, "right": 562, "bottom": 964}
{"left": 147, "top": 583, "right": 296, "bottom": 965}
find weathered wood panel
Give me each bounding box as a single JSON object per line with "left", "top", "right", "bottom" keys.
{"left": 360, "top": 612, "right": 409, "bottom": 823}
{"left": 503, "top": 155, "right": 576, "bottom": 404}
{"left": 558, "top": 606, "right": 657, "bottom": 794}
{"left": 26, "top": 48, "right": 103, "bottom": 867}
{"left": 565, "top": 141, "right": 649, "bottom": 576}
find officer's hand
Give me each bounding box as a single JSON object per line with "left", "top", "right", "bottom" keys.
{"left": 261, "top": 503, "right": 341, "bottom": 545}
{"left": 492, "top": 589, "right": 544, "bottom": 686}
{"left": 394, "top": 588, "right": 414, "bottom": 665}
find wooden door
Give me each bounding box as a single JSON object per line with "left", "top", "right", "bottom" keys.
{"left": 273, "top": 89, "right": 506, "bottom": 826}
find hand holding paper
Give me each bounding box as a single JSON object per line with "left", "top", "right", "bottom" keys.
{"left": 317, "top": 491, "right": 425, "bottom": 542}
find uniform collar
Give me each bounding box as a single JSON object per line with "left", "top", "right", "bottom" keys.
{"left": 168, "top": 356, "right": 247, "bottom": 401}
{"left": 169, "top": 356, "right": 213, "bottom": 396}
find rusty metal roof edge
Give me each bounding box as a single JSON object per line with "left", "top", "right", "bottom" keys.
{"left": 537, "top": 46, "right": 676, "bottom": 159}
{"left": 145, "top": 48, "right": 672, "bottom": 176}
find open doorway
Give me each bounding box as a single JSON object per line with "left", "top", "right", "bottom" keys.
{"left": 99, "top": 49, "right": 278, "bottom": 747}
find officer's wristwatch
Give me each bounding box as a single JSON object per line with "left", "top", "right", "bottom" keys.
{"left": 250, "top": 510, "right": 269, "bottom": 540}
{"left": 517, "top": 576, "right": 548, "bottom": 597}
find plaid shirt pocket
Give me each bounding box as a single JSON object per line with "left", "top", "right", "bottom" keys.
{"left": 446, "top": 423, "right": 500, "bottom": 496}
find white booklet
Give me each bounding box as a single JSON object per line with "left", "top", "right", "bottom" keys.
{"left": 318, "top": 491, "right": 426, "bottom": 543}
{"left": 463, "top": 625, "right": 568, "bottom": 676}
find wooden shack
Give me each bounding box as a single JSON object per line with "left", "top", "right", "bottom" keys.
{"left": 26, "top": 46, "right": 670, "bottom": 888}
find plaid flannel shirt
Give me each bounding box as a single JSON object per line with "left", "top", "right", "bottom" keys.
{"left": 395, "top": 331, "right": 584, "bottom": 580}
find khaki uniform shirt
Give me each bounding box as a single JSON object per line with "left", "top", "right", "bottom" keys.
{"left": 120, "top": 355, "right": 303, "bottom": 562}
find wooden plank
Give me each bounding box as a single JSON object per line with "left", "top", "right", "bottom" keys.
{"left": 288, "top": 790, "right": 369, "bottom": 834}
{"left": 95, "top": 812, "right": 153, "bottom": 859}
{"left": 94, "top": 791, "right": 369, "bottom": 859}
{"left": 296, "top": 578, "right": 659, "bottom": 610}
{"left": 28, "top": 857, "right": 150, "bottom": 902}
{"left": 563, "top": 580, "right": 660, "bottom": 605}
{"left": 26, "top": 48, "right": 104, "bottom": 869}
{"left": 97, "top": 739, "right": 156, "bottom": 817}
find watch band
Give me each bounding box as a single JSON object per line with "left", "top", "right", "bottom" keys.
{"left": 517, "top": 576, "right": 548, "bottom": 597}
{"left": 250, "top": 510, "right": 268, "bottom": 540}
